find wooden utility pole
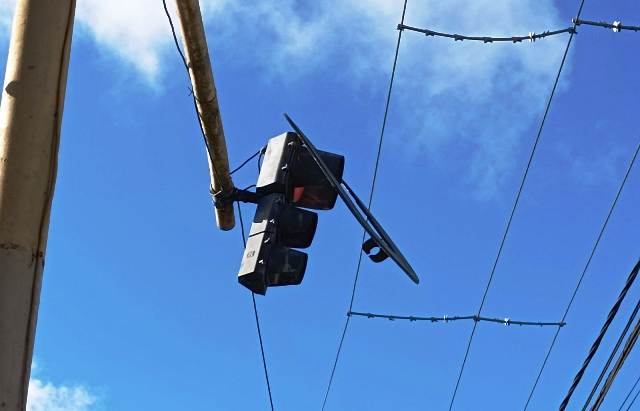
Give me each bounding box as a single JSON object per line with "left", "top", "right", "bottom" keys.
{"left": 174, "top": 0, "right": 235, "bottom": 231}
{"left": 0, "top": 1, "right": 76, "bottom": 409}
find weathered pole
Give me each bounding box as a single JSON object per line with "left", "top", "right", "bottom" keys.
{"left": 0, "top": 1, "right": 76, "bottom": 409}
{"left": 174, "top": 0, "right": 235, "bottom": 231}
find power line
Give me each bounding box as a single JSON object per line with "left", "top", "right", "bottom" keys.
{"left": 349, "top": 311, "right": 566, "bottom": 327}
{"left": 626, "top": 389, "right": 640, "bottom": 411}
{"left": 230, "top": 147, "right": 265, "bottom": 176}
{"left": 399, "top": 23, "right": 575, "bottom": 43}
{"left": 558, "top": 260, "right": 640, "bottom": 410}
{"left": 237, "top": 201, "right": 276, "bottom": 411}
{"left": 161, "top": 0, "right": 221, "bottom": 185}
{"left": 574, "top": 19, "right": 640, "bottom": 32}
{"left": 582, "top": 296, "right": 640, "bottom": 410}
{"left": 523, "top": 140, "right": 640, "bottom": 409}
{"left": 447, "top": 2, "right": 587, "bottom": 409}
{"left": 591, "top": 315, "right": 640, "bottom": 410}
{"left": 320, "top": 1, "right": 409, "bottom": 409}
{"left": 619, "top": 375, "right": 640, "bottom": 411}
{"left": 399, "top": 17, "right": 639, "bottom": 44}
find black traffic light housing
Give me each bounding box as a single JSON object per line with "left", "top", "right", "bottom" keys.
{"left": 238, "top": 132, "right": 344, "bottom": 295}
{"left": 235, "top": 117, "right": 420, "bottom": 295}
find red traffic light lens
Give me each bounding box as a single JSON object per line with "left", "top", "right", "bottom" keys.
{"left": 291, "top": 147, "right": 344, "bottom": 210}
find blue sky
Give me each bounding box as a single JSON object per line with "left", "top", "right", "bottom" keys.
{"left": 1, "top": 1, "right": 639, "bottom": 410}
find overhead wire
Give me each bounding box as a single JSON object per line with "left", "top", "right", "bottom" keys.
{"left": 230, "top": 147, "right": 265, "bottom": 176}
{"left": 582, "top": 295, "right": 640, "bottom": 410}
{"left": 591, "top": 315, "right": 640, "bottom": 410}
{"left": 237, "top": 199, "right": 276, "bottom": 411}
{"left": 320, "top": 1, "right": 409, "bottom": 409}
{"left": 348, "top": 311, "right": 566, "bottom": 327}
{"left": 619, "top": 375, "right": 640, "bottom": 411}
{"left": 399, "top": 23, "right": 575, "bottom": 43}
{"left": 447, "top": 2, "right": 587, "bottom": 409}
{"left": 399, "top": 18, "right": 639, "bottom": 45}
{"left": 558, "top": 260, "right": 640, "bottom": 410}
{"left": 523, "top": 141, "right": 640, "bottom": 409}
{"left": 574, "top": 19, "right": 640, "bottom": 32}
{"left": 161, "top": 0, "right": 221, "bottom": 185}
{"left": 626, "top": 389, "right": 640, "bottom": 411}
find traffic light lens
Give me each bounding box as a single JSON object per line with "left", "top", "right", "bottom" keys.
{"left": 278, "top": 205, "right": 318, "bottom": 248}
{"left": 267, "top": 247, "right": 308, "bottom": 287}
{"left": 291, "top": 148, "right": 344, "bottom": 210}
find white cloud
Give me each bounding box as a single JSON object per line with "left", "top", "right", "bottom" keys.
{"left": 26, "top": 360, "right": 97, "bottom": 411}
{"left": 27, "top": 379, "right": 96, "bottom": 411}
{"left": 0, "top": 0, "right": 16, "bottom": 36}
{"left": 0, "top": 0, "right": 570, "bottom": 196}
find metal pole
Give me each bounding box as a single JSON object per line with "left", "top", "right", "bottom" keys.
{"left": 174, "top": 0, "right": 235, "bottom": 231}
{"left": 0, "top": 1, "right": 75, "bottom": 409}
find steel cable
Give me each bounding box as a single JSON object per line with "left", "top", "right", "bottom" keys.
{"left": 523, "top": 141, "right": 640, "bottom": 409}
{"left": 320, "top": 1, "right": 409, "bottom": 409}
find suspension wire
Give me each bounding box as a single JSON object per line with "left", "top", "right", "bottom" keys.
{"left": 523, "top": 140, "right": 640, "bottom": 410}
{"left": 161, "top": 0, "right": 221, "bottom": 185}
{"left": 399, "top": 18, "right": 639, "bottom": 45}
{"left": 591, "top": 315, "right": 640, "bottom": 410}
{"left": 348, "top": 311, "right": 566, "bottom": 327}
{"left": 320, "top": 1, "right": 409, "bottom": 409}
{"left": 230, "top": 147, "right": 265, "bottom": 176}
{"left": 574, "top": 19, "right": 640, "bottom": 33}
{"left": 558, "top": 260, "right": 640, "bottom": 410}
{"left": 399, "top": 23, "right": 575, "bottom": 43}
{"left": 237, "top": 201, "right": 275, "bottom": 411}
{"left": 448, "top": 2, "right": 587, "bottom": 409}
{"left": 626, "top": 389, "right": 640, "bottom": 411}
{"left": 619, "top": 375, "right": 640, "bottom": 411}
{"left": 582, "top": 295, "right": 640, "bottom": 410}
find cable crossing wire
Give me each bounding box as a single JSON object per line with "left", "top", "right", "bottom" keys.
{"left": 349, "top": 311, "right": 566, "bottom": 327}
{"left": 523, "top": 140, "right": 640, "bottom": 410}
{"left": 399, "top": 18, "right": 639, "bottom": 44}
{"left": 448, "top": 2, "right": 587, "bottom": 409}
{"left": 558, "top": 260, "right": 640, "bottom": 410}
{"left": 320, "top": 1, "right": 409, "bottom": 409}
{"left": 237, "top": 201, "right": 276, "bottom": 411}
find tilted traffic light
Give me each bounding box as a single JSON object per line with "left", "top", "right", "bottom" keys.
{"left": 238, "top": 132, "right": 344, "bottom": 295}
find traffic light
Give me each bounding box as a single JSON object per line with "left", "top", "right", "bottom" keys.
{"left": 238, "top": 132, "right": 344, "bottom": 295}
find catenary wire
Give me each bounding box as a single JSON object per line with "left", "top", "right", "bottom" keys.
{"left": 523, "top": 141, "right": 640, "bottom": 409}
{"left": 558, "top": 260, "right": 640, "bottom": 410}
{"left": 237, "top": 201, "right": 275, "bottom": 411}
{"left": 619, "top": 375, "right": 640, "bottom": 411}
{"left": 348, "top": 311, "right": 566, "bottom": 327}
{"left": 320, "top": 1, "right": 409, "bottom": 409}
{"left": 448, "top": 3, "right": 587, "bottom": 409}
{"left": 582, "top": 295, "right": 640, "bottom": 410}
